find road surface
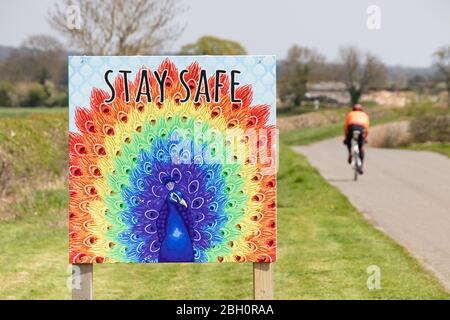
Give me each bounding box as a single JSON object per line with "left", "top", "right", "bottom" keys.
{"left": 292, "top": 138, "right": 450, "bottom": 291}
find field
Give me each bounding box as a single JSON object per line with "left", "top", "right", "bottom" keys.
{"left": 0, "top": 107, "right": 448, "bottom": 299}
{"left": 0, "top": 107, "right": 66, "bottom": 118}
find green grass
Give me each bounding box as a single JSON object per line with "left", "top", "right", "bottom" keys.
{"left": 0, "top": 107, "right": 66, "bottom": 118}
{"left": 405, "top": 142, "right": 450, "bottom": 158}
{"left": 279, "top": 102, "right": 449, "bottom": 157}
{"left": 279, "top": 113, "right": 405, "bottom": 147}
{"left": 278, "top": 100, "right": 381, "bottom": 118}
{"left": 0, "top": 145, "right": 447, "bottom": 299}
{"left": 280, "top": 123, "right": 343, "bottom": 146}
{"left": 278, "top": 104, "right": 410, "bottom": 147}
{"left": 275, "top": 145, "right": 448, "bottom": 299}
{"left": 0, "top": 111, "right": 67, "bottom": 199}
{"left": 0, "top": 107, "right": 448, "bottom": 299}
{"left": 278, "top": 104, "right": 345, "bottom": 118}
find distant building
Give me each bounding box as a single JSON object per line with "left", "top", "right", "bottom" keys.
{"left": 305, "top": 81, "right": 350, "bottom": 106}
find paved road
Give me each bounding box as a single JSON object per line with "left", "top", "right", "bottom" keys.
{"left": 292, "top": 138, "right": 450, "bottom": 291}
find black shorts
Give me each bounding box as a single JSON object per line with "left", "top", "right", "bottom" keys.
{"left": 346, "top": 124, "right": 365, "bottom": 159}
{"left": 346, "top": 124, "right": 365, "bottom": 144}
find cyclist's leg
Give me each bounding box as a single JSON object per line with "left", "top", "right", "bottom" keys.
{"left": 346, "top": 138, "right": 352, "bottom": 154}
{"left": 358, "top": 128, "right": 365, "bottom": 163}
{"left": 346, "top": 127, "right": 353, "bottom": 163}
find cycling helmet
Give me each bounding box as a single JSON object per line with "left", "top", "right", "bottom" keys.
{"left": 353, "top": 104, "right": 363, "bottom": 111}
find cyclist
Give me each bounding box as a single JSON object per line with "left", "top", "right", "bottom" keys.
{"left": 344, "top": 104, "right": 369, "bottom": 174}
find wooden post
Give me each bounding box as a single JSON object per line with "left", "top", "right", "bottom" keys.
{"left": 72, "top": 264, "right": 93, "bottom": 300}
{"left": 253, "top": 262, "right": 274, "bottom": 300}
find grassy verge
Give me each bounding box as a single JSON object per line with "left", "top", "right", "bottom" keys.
{"left": 280, "top": 123, "right": 343, "bottom": 146}
{"left": 279, "top": 102, "right": 449, "bottom": 147}
{"left": 0, "top": 107, "right": 67, "bottom": 118}
{"left": 1, "top": 144, "right": 448, "bottom": 299}
{"left": 0, "top": 111, "right": 67, "bottom": 206}
{"left": 0, "top": 107, "right": 448, "bottom": 299}
{"left": 276, "top": 144, "right": 449, "bottom": 299}
{"left": 405, "top": 142, "right": 450, "bottom": 158}
{"left": 279, "top": 114, "right": 405, "bottom": 147}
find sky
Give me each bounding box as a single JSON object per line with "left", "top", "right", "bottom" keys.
{"left": 0, "top": 0, "right": 449, "bottom": 67}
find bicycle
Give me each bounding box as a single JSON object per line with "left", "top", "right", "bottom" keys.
{"left": 350, "top": 131, "right": 363, "bottom": 181}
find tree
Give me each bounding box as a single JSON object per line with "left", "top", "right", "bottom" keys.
{"left": 433, "top": 46, "right": 450, "bottom": 105}
{"left": 48, "top": 0, "right": 185, "bottom": 55}
{"left": 21, "top": 34, "right": 65, "bottom": 85}
{"left": 0, "top": 81, "right": 17, "bottom": 107}
{"left": 22, "top": 34, "right": 63, "bottom": 53}
{"left": 25, "top": 83, "right": 49, "bottom": 107}
{"left": 339, "top": 46, "right": 386, "bottom": 105}
{"left": 277, "top": 45, "right": 324, "bottom": 105}
{"left": 0, "top": 34, "right": 66, "bottom": 86}
{"left": 179, "top": 36, "right": 247, "bottom": 55}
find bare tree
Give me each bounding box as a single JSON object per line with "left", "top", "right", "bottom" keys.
{"left": 48, "top": 0, "right": 185, "bottom": 55}
{"left": 278, "top": 45, "right": 325, "bottom": 105}
{"left": 433, "top": 46, "right": 450, "bottom": 105}
{"left": 339, "top": 46, "right": 386, "bottom": 105}
{"left": 22, "top": 34, "right": 65, "bottom": 85}
{"left": 22, "top": 34, "right": 63, "bottom": 53}
{"left": 0, "top": 34, "right": 66, "bottom": 85}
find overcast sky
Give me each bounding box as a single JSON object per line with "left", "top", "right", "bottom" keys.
{"left": 0, "top": 0, "right": 449, "bottom": 67}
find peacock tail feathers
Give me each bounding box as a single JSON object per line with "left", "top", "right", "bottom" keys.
{"left": 69, "top": 58, "right": 276, "bottom": 264}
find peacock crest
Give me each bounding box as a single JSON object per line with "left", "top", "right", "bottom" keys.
{"left": 69, "top": 58, "right": 276, "bottom": 263}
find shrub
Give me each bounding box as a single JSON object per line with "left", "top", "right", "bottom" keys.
{"left": 0, "top": 150, "right": 14, "bottom": 197}
{"left": 410, "top": 115, "right": 450, "bottom": 143}
{"left": 0, "top": 81, "right": 18, "bottom": 107}
{"left": 46, "top": 90, "right": 68, "bottom": 107}
{"left": 22, "top": 83, "right": 49, "bottom": 107}
{"left": 368, "top": 121, "right": 412, "bottom": 148}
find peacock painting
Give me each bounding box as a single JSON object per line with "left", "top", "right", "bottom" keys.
{"left": 69, "top": 56, "right": 277, "bottom": 263}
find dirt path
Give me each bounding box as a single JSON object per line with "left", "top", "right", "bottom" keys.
{"left": 292, "top": 138, "right": 450, "bottom": 291}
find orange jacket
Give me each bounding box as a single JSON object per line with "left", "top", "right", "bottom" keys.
{"left": 344, "top": 111, "right": 370, "bottom": 138}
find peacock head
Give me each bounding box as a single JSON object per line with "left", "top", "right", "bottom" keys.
{"left": 164, "top": 177, "right": 188, "bottom": 208}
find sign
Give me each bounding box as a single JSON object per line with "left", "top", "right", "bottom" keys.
{"left": 69, "top": 56, "right": 276, "bottom": 263}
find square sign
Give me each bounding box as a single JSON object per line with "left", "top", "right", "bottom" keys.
{"left": 69, "top": 56, "right": 277, "bottom": 263}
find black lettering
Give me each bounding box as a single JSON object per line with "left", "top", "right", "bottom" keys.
{"left": 194, "top": 70, "right": 211, "bottom": 103}
{"left": 154, "top": 70, "right": 168, "bottom": 103}
{"left": 135, "top": 70, "right": 151, "bottom": 103}
{"left": 118, "top": 70, "right": 132, "bottom": 102}
{"left": 179, "top": 69, "right": 190, "bottom": 103}
{"left": 104, "top": 70, "right": 115, "bottom": 103}
{"left": 214, "top": 69, "right": 226, "bottom": 102}
{"left": 231, "top": 70, "right": 241, "bottom": 103}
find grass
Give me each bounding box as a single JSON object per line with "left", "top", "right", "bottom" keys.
{"left": 279, "top": 112, "right": 407, "bottom": 147}
{"left": 405, "top": 142, "right": 450, "bottom": 158}
{"left": 280, "top": 123, "right": 343, "bottom": 146}
{"left": 277, "top": 104, "right": 341, "bottom": 118}
{"left": 0, "top": 107, "right": 66, "bottom": 118}
{"left": 0, "top": 107, "right": 448, "bottom": 299}
{"left": 275, "top": 145, "right": 448, "bottom": 299}
{"left": 0, "top": 111, "right": 67, "bottom": 200}
{"left": 278, "top": 100, "right": 378, "bottom": 118}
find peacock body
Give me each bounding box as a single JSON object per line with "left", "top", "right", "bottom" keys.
{"left": 69, "top": 58, "right": 276, "bottom": 263}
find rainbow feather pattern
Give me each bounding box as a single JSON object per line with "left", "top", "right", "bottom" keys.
{"left": 69, "top": 58, "right": 276, "bottom": 263}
